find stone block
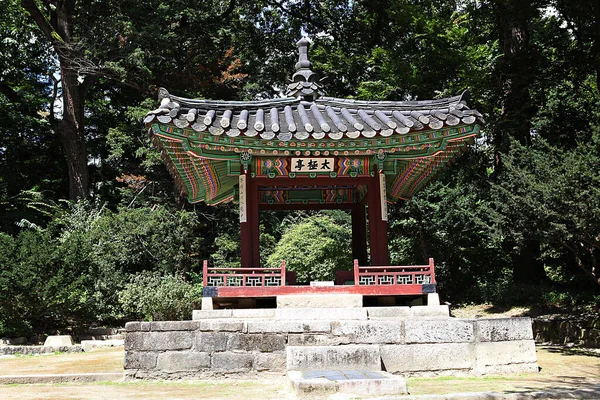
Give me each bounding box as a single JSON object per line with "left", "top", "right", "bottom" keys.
{"left": 124, "top": 351, "right": 158, "bottom": 370}
{"left": 287, "top": 334, "right": 350, "bottom": 346}
{"left": 246, "top": 320, "right": 331, "bottom": 334}
{"left": 192, "top": 310, "right": 232, "bottom": 320}
{"left": 331, "top": 320, "right": 404, "bottom": 344}
{"left": 44, "top": 335, "right": 74, "bottom": 347}
{"left": 367, "top": 307, "right": 411, "bottom": 319}
{"left": 477, "top": 362, "right": 539, "bottom": 375}
{"left": 380, "top": 343, "right": 474, "bottom": 373}
{"left": 81, "top": 339, "right": 123, "bottom": 352}
{"left": 227, "top": 333, "right": 286, "bottom": 352}
{"left": 212, "top": 352, "right": 254, "bottom": 370}
{"left": 336, "top": 374, "right": 408, "bottom": 396}
{"left": 474, "top": 318, "right": 534, "bottom": 342}
{"left": 201, "top": 297, "right": 213, "bottom": 310}
{"left": 276, "top": 308, "right": 367, "bottom": 321}
{"left": 195, "top": 332, "right": 229, "bottom": 352}
{"left": 199, "top": 320, "right": 245, "bottom": 332}
{"left": 253, "top": 351, "right": 286, "bottom": 371}
{"left": 277, "top": 294, "right": 362, "bottom": 308}
{"left": 474, "top": 340, "right": 537, "bottom": 368}
{"left": 231, "top": 309, "right": 276, "bottom": 319}
{"left": 149, "top": 321, "right": 200, "bottom": 331}
{"left": 286, "top": 345, "right": 382, "bottom": 371}
{"left": 157, "top": 351, "right": 210, "bottom": 372}
{"left": 125, "top": 322, "right": 141, "bottom": 332}
{"left": 405, "top": 319, "right": 474, "bottom": 343}
{"left": 427, "top": 293, "right": 441, "bottom": 306}
{"left": 410, "top": 305, "right": 450, "bottom": 318}
{"left": 126, "top": 331, "right": 193, "bottom": 351}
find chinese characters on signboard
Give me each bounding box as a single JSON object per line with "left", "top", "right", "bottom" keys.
{"left": 239, "top": 174, "right": 247, "bottom": 223}
{"left": 379, "top": 172, "right": 388, "bottom": 221}
{"left": 290, "top": 158, "right": 334, "bottom": 173}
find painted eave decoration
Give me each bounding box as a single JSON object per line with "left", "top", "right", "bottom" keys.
{"left": 144, "top": 39, "right": 483, "bottom": 205}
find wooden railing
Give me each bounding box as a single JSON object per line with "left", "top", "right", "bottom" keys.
{"left": 354, "top": 258, "right": 436, "bottom": 286}
{"left": 202, "top": 258, "right": 435, "bottom": 287}
{"left": 203, "top": 260, "right": 287, "bottom": 287}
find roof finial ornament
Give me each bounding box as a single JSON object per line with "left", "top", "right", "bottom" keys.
{"left": 285, "top": 37, "right": 325, "bottom": 101}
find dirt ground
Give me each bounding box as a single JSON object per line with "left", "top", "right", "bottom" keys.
{"left": 0, "top": 345, "right": 597, "bottom": 399}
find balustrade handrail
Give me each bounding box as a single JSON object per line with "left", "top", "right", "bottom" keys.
{"left": 353, "top": 258, "right": 436, "bottom": 285}
{"left": 203, "top": 260, "right": 287, "bottom": 287}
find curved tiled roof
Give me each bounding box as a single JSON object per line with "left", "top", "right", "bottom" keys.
{"left": 144, "top": 89, "right": 483, "bottom": 141}
{"left": 144, "top": 38, "right": 483, "bottom": 205}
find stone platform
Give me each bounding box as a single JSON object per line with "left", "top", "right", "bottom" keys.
{"left": 124, "top": 296, "right": 538, "bottom": 381}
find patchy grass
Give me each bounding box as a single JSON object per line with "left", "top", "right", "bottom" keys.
{"left": 408, "top": 346, "right": 600, "bottom": 396}
{"left": 0, "top": 377, "right": 293, "bottom": 400}
{"left": 0, "top": 347, "right": 123, "bottom": 375}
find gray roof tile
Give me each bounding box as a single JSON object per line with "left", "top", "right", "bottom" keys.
{"left": 145, "top": 88, "right": 483, "bottom": 140}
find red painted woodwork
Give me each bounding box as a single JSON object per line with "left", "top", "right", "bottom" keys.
{"left": 250, "top": 176, "right": 260, "bottom": 267}
{"left": 355, "top": 258, "right": 436, "bottom": 285}
{"left": 367, "top": 174, "right": 389, "bottom": 265}
{"left": 203, "top": 259, "right": 286, "bottom": 287}
{"left": 215, "top": 284, "right": 427, "bottom": 297}
{"left": 240, "top": 172, "right": 253, "bottom": 268}
{"left": 203, "top": 259, "right": 436, "bottom": 298}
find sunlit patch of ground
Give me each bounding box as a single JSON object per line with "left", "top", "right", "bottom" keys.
{"left": 0, "top": 345, "right": 598, "bottom": 398}
{"left": 0, "top": 347, "right": 123, "bottom": 375}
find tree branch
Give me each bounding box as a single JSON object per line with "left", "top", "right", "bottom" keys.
{"left": 21, "top": 0, "right": 57, "bottom": 43}
{"left": 0, "top": 80, "right": 40, "bottom": 119}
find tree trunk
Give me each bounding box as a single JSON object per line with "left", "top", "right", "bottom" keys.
{"left": 22, "top": 0, "right": 91, "bottom": 200}
{"left": 512, "top": 239, "right": 548, "bottom": 284}
{"left": 493, "top": 1, "right": 538, "bottom": 153}
{"left": 55, "top": 62, "right": 90, "bottom": 200}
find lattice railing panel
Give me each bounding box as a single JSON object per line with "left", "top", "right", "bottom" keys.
{"left": 203, "top": 261, "right": 287, "bottom": 288}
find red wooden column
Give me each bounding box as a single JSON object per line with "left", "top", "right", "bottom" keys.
{"left": 351, "top": 201, "right": 368, "bottom": 266}
{"left": 367, "top": 173, "right": 389, "bottom": 266}
{"left": 240, "top": 172, "right": 253, "bottom": 267}
{"left": 250, "top": 176, "right": 261, "bottom": 267}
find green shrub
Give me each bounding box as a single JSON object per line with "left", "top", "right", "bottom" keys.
{"left": 118, "top": 272, "right": 202, "bottom": 321}
{"left": 267, "top": 211, "right": 352, "bottom": 282}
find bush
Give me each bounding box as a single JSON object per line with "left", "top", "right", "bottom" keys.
{"left": 119, "top": 272, "right": 202, "bottom": 321}
{"left": 267, "top": 211, "right": 352, "bottom": 282}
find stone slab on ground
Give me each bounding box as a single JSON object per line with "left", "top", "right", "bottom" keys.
{"left": 44, "top": 335, "right": 74, "bottom": 347}
{"left": 81, "top": 340, "right": 124, "bottom": 352}
{"left": 277, "top": 294, "right": 362, "bottom": 308}
{"left": 0, "top": 345, "right": 83, "bottom": 356}
{"left": 0, "top": 372, "right": 123, "bottom": 384}
{"left": 288, "top": 369, "right": 407, "bottom": 397}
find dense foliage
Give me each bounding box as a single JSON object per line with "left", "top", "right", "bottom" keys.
{"left": 1, "top": 0, "right": 599, "bottom": 336}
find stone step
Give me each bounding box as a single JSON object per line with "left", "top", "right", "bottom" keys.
{"left": 192, "top": 305, "right": 449, "bottom": 320}
{"left": 286, "top": 345, "right": 382, "bottom": 371}
{"left": 287, "top": 369, "right": 407, "bottom": 397}
{"left": 276, "top": 294, "right": 362, "bottom": 308}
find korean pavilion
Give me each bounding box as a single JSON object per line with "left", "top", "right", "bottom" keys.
{"left": 144, "top": 38, "right": 483, "bottom": 302}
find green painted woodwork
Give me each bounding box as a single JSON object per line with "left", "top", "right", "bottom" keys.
{"left": 150, "top": 123, "right": 479, "bottom": 204}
